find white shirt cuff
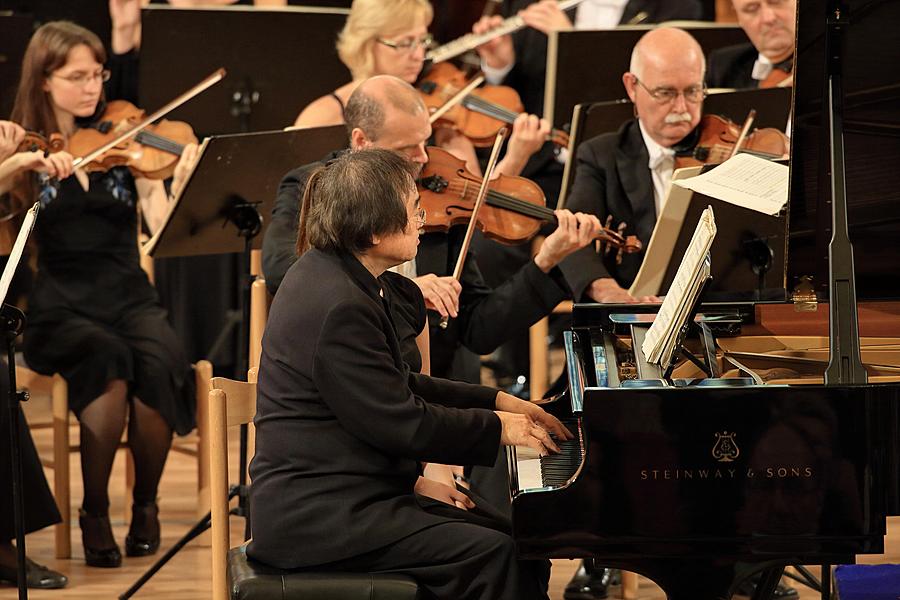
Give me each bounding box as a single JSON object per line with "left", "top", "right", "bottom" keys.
{"left": 481, "top": 59, "right": 515, "bottom": 85}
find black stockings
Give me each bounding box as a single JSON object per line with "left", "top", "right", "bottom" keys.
{"left": 78, "top": 380, "right": 172, "bottom": 515}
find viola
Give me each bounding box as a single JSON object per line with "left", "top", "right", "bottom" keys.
{"left": 67, "top": 100, "right": 197, "bottom": 180}
{"left": 418, "top": 62, "right": 569, "bottom": 148}
{"left": 419, "top": 146, "right": 642, "bottom": 257}
{"left": 674, "top": 113, "right": 790, "bottom": 169}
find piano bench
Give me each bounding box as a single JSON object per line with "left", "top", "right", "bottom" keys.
{"left": 834, "top": 564, "right": 900, "bottom": 600}
{"left": 227, "top": 546, "right": 422, "bottom": 600}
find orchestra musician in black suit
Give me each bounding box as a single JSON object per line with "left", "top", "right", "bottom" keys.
{"left": 262, "top": 75, "right": 601, "bottom": 383}
{"left": 706, "top": 0, "right": 796, "bottom": 89}
{"left": 248, "top": 147, "right": 571, "bottom": 600}
{"left": 560, "top": 27, "right": 706, "bottom": 304}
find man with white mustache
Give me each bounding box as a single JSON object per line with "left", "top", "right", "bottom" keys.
{"left": 706, "top": 0, "right": 796, "bottom": 90}
{"left": 560, "top": 27, "right": 705, "bottom": 304}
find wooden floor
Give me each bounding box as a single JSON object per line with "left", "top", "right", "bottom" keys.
{"left": 8, "top": 389, "right": 900, "bottom": 599}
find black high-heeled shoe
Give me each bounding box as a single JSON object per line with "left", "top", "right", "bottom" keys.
{"left": 125, "top": 501, "right": 160, "bottom": 557}
{"left": 78, "top": 510, "right": 122, "bottom": 568}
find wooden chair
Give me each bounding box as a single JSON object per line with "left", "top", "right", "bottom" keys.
{"left": 208, "top": 370, "right": 420, "bottom": 600}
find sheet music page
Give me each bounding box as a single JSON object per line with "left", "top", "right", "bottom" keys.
{"left": 673, "top": 153, "right": 788, "bottom": 216}
{"left": 0, "top": 203, "right": 39, "bottom": 306}
{"left": 641, "top": 206, "right": 717, "bottom": 366}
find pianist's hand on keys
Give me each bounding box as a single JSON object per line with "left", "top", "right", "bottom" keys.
{"left": 494, "top": 391, "right": 574, "bottom": 456}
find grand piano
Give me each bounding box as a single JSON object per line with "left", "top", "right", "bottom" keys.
{"left": 508, "top": 2, "right": 900, "bottom": 598}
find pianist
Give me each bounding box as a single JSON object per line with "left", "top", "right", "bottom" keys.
{"left": 248, "top": 148, "right": 569, "bottom": 600}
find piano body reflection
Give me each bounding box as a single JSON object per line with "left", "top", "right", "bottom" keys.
{"left": 508, "top": 302, "right": 900, "bottom": 599}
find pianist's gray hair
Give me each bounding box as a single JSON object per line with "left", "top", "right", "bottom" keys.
{"left": 337, "top": 0, "right": 433, "bottom": 80}
{"left": 297, "top": 148, "right": 419, "bottom": 256}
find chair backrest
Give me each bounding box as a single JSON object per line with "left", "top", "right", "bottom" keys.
{"left": 249, "top": 277, "right": 270, "bottom": 370}
{"left": 209, "top": 368, "right": 257, "bottom": 600}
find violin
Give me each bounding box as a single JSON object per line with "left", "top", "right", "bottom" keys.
{"left": 418, "top": 62, "right": 569, "bottom": 148}
{"left": 674, "top": 113, "right": 790, "bottom": 169}
{"left": 16, "top": 131, "right": 66, "bottom": 155}
{"left": 419, "top": 146, "right": 642, "bottom": 258}
{"left": 67, "top": 100, "right": 197, "bottom": 180}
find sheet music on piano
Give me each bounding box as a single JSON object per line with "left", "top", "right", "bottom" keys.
{"left": 641, "top": 206, "right": 716, "bottom": 367}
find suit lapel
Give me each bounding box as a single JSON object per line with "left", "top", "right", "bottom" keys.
{"left": 615, "top": 121, "right": 656, "bottom": 241}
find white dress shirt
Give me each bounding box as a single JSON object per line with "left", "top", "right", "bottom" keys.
{"left": 637, "top": 119, "right": 675, "bottom": 216}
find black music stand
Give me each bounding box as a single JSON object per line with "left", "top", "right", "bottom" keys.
{"left": 0, "top": 11, "right": 33, "bottom": 119}
{"left": 558, "top": 87, "right": 793, "bottom": 206}
{"left": 120, "top": 125, "right": 346, "bottom": 600}
{"left": 657, "top": 176, "right": 788, "bottom": 301}
{"left": 138, "top": 5, "right": 351, "bottom": 134}
{"left": 0, "top": 203, "right": 39, "bottom": 600}
{"left": 545, "top": 24, "right": 750, "bottom": 126}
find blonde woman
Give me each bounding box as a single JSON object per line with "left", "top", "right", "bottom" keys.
{"left": 294, "top": 0, "right": 550, "bottom": 178}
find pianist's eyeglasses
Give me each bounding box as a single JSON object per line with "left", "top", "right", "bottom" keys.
{"left": 633, "top": 77, "right": 707, "bottom": 104}
{"left": 410, "top": 208, "right": 426, "bottom": 228}
{"left": 377, "top": 34, "right": 435, "bottom": 53}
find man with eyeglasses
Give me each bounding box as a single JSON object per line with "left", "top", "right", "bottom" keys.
{"left": 559, "top": 27, "right": 705, "bottom": 305}
{"left": 706, "top": 0, "right": 797, "bottom": 90}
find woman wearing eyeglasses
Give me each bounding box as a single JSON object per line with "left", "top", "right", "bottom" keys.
{"left": 7, "top": 10, "right": 198, "bottom": 570}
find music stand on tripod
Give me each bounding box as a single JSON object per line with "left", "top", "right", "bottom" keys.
{"left": 119, "top": 124, "right": 346, "bottom": 599}
{"left": 1, "top": 203, "right": 40, "bottom": 600}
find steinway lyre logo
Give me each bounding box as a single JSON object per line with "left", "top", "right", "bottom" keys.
{"left": 712, "top": 431, "right": 740, "bottom": 462}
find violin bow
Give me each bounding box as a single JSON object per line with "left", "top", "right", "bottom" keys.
{"left": 439, "top": 127, "right": 509, "bottom": 329}
{"left": 72, "top": 68, "right": 226, "bottom": 169}
{"left": 729, "top": 109, "right": 757, "bottom": 159}
{"left": 428, "top": 75, "right": 485, "bottom": 124}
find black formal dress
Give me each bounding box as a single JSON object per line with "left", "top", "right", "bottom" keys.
{"left": 0, "top": 365, "right": 61, "bottom": 541}
{"left": 260, "top": 152, "right": 570, "bottom": 381}
{"left": 559, "top": 119, "right": 657, "bottom": 300}
{"left": 706, "top": 42, "right": 794, "bottom": 90}
{"left": 248, "top": 248, "right": 550, "bottom": 600}
{"left": 21, "top": 168, "right": 195, "bottom": 435}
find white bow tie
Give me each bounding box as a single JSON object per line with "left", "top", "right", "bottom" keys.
{"left": 752, "top": 58, "right": 774, "bottom": 81}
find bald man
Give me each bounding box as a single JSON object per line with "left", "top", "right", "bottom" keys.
{"left": 560, "top": 27, "right": 706, "bottom": 304}
{"left": 263, "top": 75, "right": 598, "bottom": 382}
{"left": 706, "top": 0, "right": 797, "bottom": 89}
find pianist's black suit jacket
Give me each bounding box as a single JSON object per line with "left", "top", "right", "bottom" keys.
{"left": 248, "top": 248, "right": 502, "bottom": 569}
{"left": 261, "top": 152, "right": 569, "bottom": 378}
{"left": 559, "top": 119, "right": 656, "bottom": 300}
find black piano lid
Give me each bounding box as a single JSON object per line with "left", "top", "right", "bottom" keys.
{"left": 789, "top": 0, "right": 900, "bottom": 301}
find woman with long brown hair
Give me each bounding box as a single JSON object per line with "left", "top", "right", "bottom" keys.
{"left": 9, "top": 13, "right": 197, "bottom": 569}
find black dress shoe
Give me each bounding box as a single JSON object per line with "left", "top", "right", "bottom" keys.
{"left": 564, "top": 562, "right": 611, "bottom": 600}
{"left": 0, "top": 557, "right": 68, "bottom": 589}
{"left": 735, "top": 576, "right": 799, "bottom": 599}
{"left": 79, "top": 510, "right": 122, "bottom": 568}
{"left": 125, "top": 501, "right": 160, "bottom": 557}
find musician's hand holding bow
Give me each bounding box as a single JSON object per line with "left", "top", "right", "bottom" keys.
{"left": 473, "top": 14, "right": 515, "bottom": 71}
{"left": 0, "top": 121, "right": 26, "bottom": 163}
{"left": 414, "top": 273, "right": 462, "bottom": 319}
{"left": 533, "top": 210, "right": 602, "bottom": 272}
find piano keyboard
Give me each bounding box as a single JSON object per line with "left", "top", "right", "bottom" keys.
{"left": 511, "top": 418, "right": 585, "bottom": 492}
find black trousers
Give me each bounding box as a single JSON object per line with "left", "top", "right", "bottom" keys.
{"left": 313, "top": 496, "right": 550, "bottom": 600}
